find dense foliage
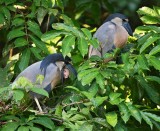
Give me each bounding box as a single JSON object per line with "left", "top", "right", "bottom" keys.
{"left": 0, "top": 0, "right": 160, "bottom": 130}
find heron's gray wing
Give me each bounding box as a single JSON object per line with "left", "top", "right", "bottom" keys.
{"left": 93, "top": 22, "right": 116, "bottom": 56}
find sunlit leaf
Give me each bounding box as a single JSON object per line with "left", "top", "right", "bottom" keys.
{"left": 81, "top": 28, "right": 92, "bottom": 40}
{"left": 77, "top": 37, "right": 88, "bottom": 57}
{"left": 106, "top": 112, "right": 117, "bottom": 127}
{"left": 29, "top": 87, "right": 49, "bottom": 97}
{"left": 13, "top": 89, "right": 24, "bottom": 102}
{"left": 62, "top": 35, "right": 75, "bottom": 56}
{"left": 96, "top": 74, "right": 105, "bottom": 89}
{"left": 41, "top": 30, "right": 71, "bottom": 42}
{"left": 149, "top": 45, "right": 160, "bottom": 56}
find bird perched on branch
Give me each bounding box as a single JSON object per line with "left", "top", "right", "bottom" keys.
{"left": 89, "top": 13, "right": 133, "bottom": 62}
{"left": 13, "top": 53, "right": 77, "bottom": 112}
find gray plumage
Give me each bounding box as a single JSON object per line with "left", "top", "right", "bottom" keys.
{"left": 89, "top": 13, "right": 133, "bottom": 61}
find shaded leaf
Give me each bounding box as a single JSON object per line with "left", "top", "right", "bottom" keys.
{"left": 96, "top": 74, "right": 105, "bottom": 89}
{"left": 137, "top": 55, "right": 149, "bottom": 70}
{"left": 1, "top": 122, "right": 19, "bottom": 131}
{"left": 37, "top": 7, "right": 47, "bottom": 25}
{"left": 7, "top": 29, "right": 25, "bottom": 41}
{"left": 140, "top": 111, "right": 153, "bottom": 129}
{"left": 127, "top": 103, "right": 142, "bottom": 123}
{"left": 14, "top": 38, "right": 28, "bottom": 48}
{"left": 19, "top": 49, "right": 31, "bottom": 71}
{"left": 149, "top": 56, "right": 160, "bottom": 71}
{"left": 118, "top": 102, "right": 130, "bottom": 123}
{"left": 17, "top": 126, "right": 29, "bottom": 131}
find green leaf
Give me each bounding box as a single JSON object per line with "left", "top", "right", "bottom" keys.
{"left": 140, "top": 15, "right": 160, "bottom": 24}
{"left": 144, "top": 112, "right": 160, "bottom": 123}
{"left": 89, "top": 38, "right": 99, "bottom": 48}
{"left": 60, "top": 14, "right": 74, "bottom": 26}
{"left": 18, "top": 126, "right": 29, "bottom": 131}
{"left": 137, "top": 32, "right": 152, "bottom": 44}
{"left": 149, "top": 56, "right": 160, "bottom": 71}
{"left": 13, "top": 89, "right": 24, "bottom": 102}
{"left": 91, "top": 96, "right": 108, "bottom": 107}
{"left": 78, "top": 122, "right": 93, "bottom": 131}
{"left": 30, "top": 35, "right": 49, "bottom": 54}
{"left": 92, "top": 118, "right": 111, "bottom": 128}
{"left": 109, "top": 92, "right": 123, "bottom": 105}
{"left": 19, "top": 49, "right": 31, "bottom": 71}
{"left": 136, "top": 75, "right": 160, "bottom": 104}
{"left": 118, "top": 102, "right": 130, "bottom": 123}
{"left": 78, "top": 68, "right": 99, "bottom": 81}
{"left": 55, "top": 104, "right": 63, "bottom": 117}
{"left": 77, "top": 37, "right": 88, "bottom": 57}
{"left": 0, "top": 87, "right": 10, "bottom": 94}
{"left": 56, "top": 0, "right": 64, "bottom": 11}
{"left": 41, "top": 30, "right": 71, "bottom": 42}
{"left": 37, "top": 7, "right": 47, "bottom": 25}
{"left": 140, "top": 36, "right": 160, "bottom": 53}
{"left": 2, "top": 7, "right": 11, "bottom": 21}
{"left": 29, "top": 127, "right": 42, "bottom": 131}
{"left": 12, "top": 18, "right": 25, "bottom": 26}
{"left": 31, "top": 117, "right": 55, "bottom": 130}
{"left": 127, "top": 103, "right": 142, "bottom": 123}
{"left": 7, "top": 29, "right": 25, "bottom": 41}
{"left": 27, "top": 20, "right": 42, "bottom": 37}
{"left": 137, "top": 7, "right": 158, "bottom": 16}
{"left": 30, "top": 47, "right": 43, "bottom": 60}
{"left": 69, "top": 114, "right": 85, "bottom": 121}
{"left": 106, "top": 111, "right": 118, "bottom": 127}
{"left": 149, "top": 45, "right": 160, "bottom": 56}
{"left": 14, "top": 38, "right": 28, "bottom": 48}
{"left": 52, "top": 23, "right": 84, "bottom": 37}
{"left": 1, "top": 122, "right": 19, "bottom": 131}
{"left": 81, "top": 28, "right": 92, "bottom": 40}
{"left": 145, "top": 76, "right": 160, "bottom": 84}
{"left": 0, "top": 13, "right": 5, "bottom": 25}
{"left": 96, "top": 74, "right": 105, "bottom": 89}
{"left": 62, "top": 35, "right": 75, "bottom": 56}
{"left": 65, "top": 86, "right": 80, "bottom": 92}
{"left": 80, "top": 70, "right": 99, "bottom": 86}
{"left": 29, "top": 87, "right": 49, "bottom": 97}
{"left": 140, "top": 111, "right": 153, "bottom": 129}
{"left": 137, "top": 55, "right": 149, "bottom": 70}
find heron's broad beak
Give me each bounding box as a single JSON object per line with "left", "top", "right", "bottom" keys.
{"left": 123, "top": 22, "right": 133, "bottom": 36}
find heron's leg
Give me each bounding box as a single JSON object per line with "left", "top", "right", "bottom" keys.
{"left": 34, "top": 96, "right": 43, "bottom": 112}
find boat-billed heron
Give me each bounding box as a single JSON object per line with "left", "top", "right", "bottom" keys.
{"left": 13, "top": 53, "right": 77, "bottom": 112}
{"left": 89, "top": 13, "right": 133, "bottom": 62}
